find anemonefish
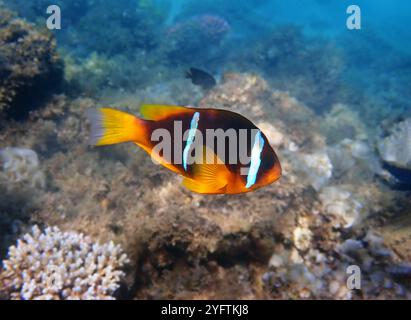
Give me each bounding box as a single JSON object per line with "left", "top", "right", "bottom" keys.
{"left": 85, "top": 105, "right": 281, "bottom": 194}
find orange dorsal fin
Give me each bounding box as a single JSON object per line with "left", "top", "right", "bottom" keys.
{"left": 182, "top": 147, "right": 231, "bottom": 194}
{"left": 139, "top": 104, "right": 192, "bottom": 120}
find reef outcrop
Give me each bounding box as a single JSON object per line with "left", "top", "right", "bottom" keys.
{"left": 0, "top": 8, "right": 62, "bottom": 119}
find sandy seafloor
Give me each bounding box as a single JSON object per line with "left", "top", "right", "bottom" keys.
{"left": 0, "top": 0, "right": 411, "bottom": 299}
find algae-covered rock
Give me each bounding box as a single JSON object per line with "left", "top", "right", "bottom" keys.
{"left": 0, "top": 8, "right": 62, "bottom": 119}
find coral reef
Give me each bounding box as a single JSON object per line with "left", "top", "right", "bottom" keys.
{"left": 336, "top": 230, "right": 411, "bottom": 298}
{"left": 0, "top": 7, "right": 62, "bottom": 119}
{"left": 320, "top": 104, "right": 368, "bottom": 144}
{"left": 0, "top": 147, "right": 46, "bottom": 258}
{"left": 377, "top": 214, "right": 411, "bottom": 265}
{"left": 262, "top": 209, "right": 411, "bottom": 299}
{"left": 5, "top": 0, "right": 167, "bottom": 58}
{"left": 0, "top": 147, "right": 45, "bottom": 188}
{"left": 69, "top": 0, "right": 165, "bottom": 57}
{"left": 176, "top": 0, "right": 271, "bottom": 40}
{"left": 0, "top": 225, "right": 129, "bottom": 300}
{"left": 167, "top": 14, "right": 230, "bottom": 44}
{"left": 378, "top": 118, "right": 411, "bottom": 170}
{"left": 289, "top": 150, "right": 333, "bottom": 191}
{"left": 165, "top": 14, "right": 230, "bottom": 65}
{"left": 243, "top": 25, "right": 344, "bottom": 113}
{"left": 199, "top": 72, "right": 268, "bottom": 121}
{"left": 99, "top": 78, "right": 204, "bottom": 111}
{"left": 3, "top": 0, "right": 169, "bottom": 97}
{"left": 327, "top": 139, "right": 381, "bottom": 183}
{"left": 0, "top": 63, "right": 409, "bottom": 300}
{"left": 319, "top": 185, "right": 365, "bottom": 228}
{"left": 63, "top": 51, "right": 169, "bottom": 96}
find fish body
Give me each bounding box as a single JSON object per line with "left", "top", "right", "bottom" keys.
{"left": 185, "top": 67, "right": 217, "bottom": 90}
{"left": 86, "top": 105, "right": 281, "bottom": 194}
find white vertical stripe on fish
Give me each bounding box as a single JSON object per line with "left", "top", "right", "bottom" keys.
{"left": 246, "top": 130, "right": 265, "bottom": 188}
{"left": 183, "top": 112, "right": 200, "bottom": 171}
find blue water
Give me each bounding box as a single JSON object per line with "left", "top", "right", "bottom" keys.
{"left": 7, "top": 1, "right": 411, "bottom": 51}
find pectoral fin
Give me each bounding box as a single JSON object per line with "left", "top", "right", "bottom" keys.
{"left": 182, "top": 147, "right": 231, "bottom": 194}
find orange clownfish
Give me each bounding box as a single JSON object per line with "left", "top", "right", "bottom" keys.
{"left": 85, "top": 105, "right": 281, "bottom": 194}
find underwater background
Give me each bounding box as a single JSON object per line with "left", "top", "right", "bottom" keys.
{"left": 0, "top": 0, "right": 410, "bottom": 299}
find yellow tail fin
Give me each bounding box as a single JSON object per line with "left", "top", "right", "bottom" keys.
{"left": 85, "top": 108, "right": 146, "bottom": 146}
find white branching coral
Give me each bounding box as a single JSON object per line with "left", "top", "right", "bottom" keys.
{"left": 0, "top": 225, "right": 129, "bottom": 300}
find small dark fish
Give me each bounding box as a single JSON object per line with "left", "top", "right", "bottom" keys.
{"left": 185, "top": 67, "right": 217, "bottom": 90}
